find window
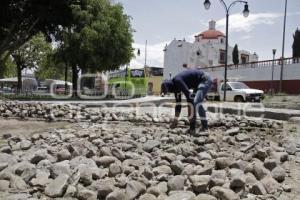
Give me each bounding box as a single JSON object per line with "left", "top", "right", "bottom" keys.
{"left": 221, "top": 83, "right": 232, "bottom": 91}
{"left": 220, "top": 38, "right": 224, "bottom": 44}
{"left": 241, "top": 54, "right": 249, "bottom": 64}
{"left": 130, "top": 69, "right": 145, "bottom": 78}
{"left": 219, "top": 49, "right": 226, "bottom": 64}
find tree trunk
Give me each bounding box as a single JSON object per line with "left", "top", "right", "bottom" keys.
{"left": 17, "top": 65, "right": 22, "bottom": 94}
{"left": 0, "top": 58, "right": 5, "bottom": 79}
{"left": 72, "top": 65, "right": 78, "bottom": 97}
{"left": 64, "top": 63, "right": 68, "bottom": 95}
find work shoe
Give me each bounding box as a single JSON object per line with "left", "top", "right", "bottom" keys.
{"left": 194, "top": 128, "right": 210, "bottom": 137}
{"left": 185, "top": 128, "right": 196, "bottom": 136}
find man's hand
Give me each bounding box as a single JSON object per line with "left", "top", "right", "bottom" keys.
{"left": 170, "top": 118, "right": 178, "bottom": 129}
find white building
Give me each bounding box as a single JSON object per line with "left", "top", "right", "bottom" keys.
{"left": 163, "top": 20, "right": 259, "bottom": 80}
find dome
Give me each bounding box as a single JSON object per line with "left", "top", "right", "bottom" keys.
{"left": 198, "top": 30, "right": 224, "bottom": 39}
{"left": 195, "top": 20, "right": 225, "bottom": 40}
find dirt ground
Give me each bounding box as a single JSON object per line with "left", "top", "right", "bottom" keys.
{"left": 263, "top": 95, "right": 300, "bottom": 110}
{"left": 0, "top": 119, "right": 69, "bottom": 138}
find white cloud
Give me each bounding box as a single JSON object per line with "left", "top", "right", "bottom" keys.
{"left": 216, "top": 12, "right": 282, "bottom": 33}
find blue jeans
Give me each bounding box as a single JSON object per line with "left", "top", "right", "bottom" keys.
{"left": 190, "top": 76, "right": 212, "bottom": 130}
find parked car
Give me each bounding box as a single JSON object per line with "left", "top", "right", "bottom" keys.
{"left": 207, "top": 80, "right": 264, "bottom": 102}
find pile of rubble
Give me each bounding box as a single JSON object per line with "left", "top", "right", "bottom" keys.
{"left": 0, "top": 101, "right": 299, "bottom": 200}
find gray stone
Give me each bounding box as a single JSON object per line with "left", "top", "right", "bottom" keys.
{"left": 215, "top": 157, "right": 233, "bottom": 170}
{"left": 64, "top": 185, "right": 77, "bottom": 197}
{"left": 106, "top": 189, "right": 129, "bottom": 200}
{"left": 51, "top": 160, "right": 71, "bottom": 178}
{"left": 45, "top": 174, "right": 69, "bottom": 198}
{"left": 77, "top": 189, "right": 97, "bottom": 200}
{"left": 153, "top": 165, "right": 172, "bottom": 176}
{"left": 230, "top": 175, "right": 246, "bottom": 188}
{"left": 125, "top": 180, "right": 146, "bottom": 199}
{"left": 260, "top": 175, "right": 280, "bottom": 194}
{"left": 210, "top": 186, "right": 240, "bottom": 200}
{"left": 282, "top": 184, "right": 292, "bottom": 192}
{"left": 271, "top": 166, "right": 286, "bottom": 182}
{"left": 90, "top": 179, "right": 115, "bottom": 198}
{"left": 235, "top": 133, "right": 250, "bottom": 142}
{"left": 225, "top": 128, "right": 240, "bottom": 136}
{"left": 250, "top": 182, "right": 267, "bottom": 195}
{"left": 30, "top": 150, "right": 48, "bottom": 164}
{"left": 10, "top": 174, "right": 28, "bottom": 190}
{"left": 111, "top": 147, "right": 126, "bottom": 161}
{"left": 109, "top": 163, "right": 123, "bottom": 177}
{"left": 254, "top": 148, "right": 268, "bottom": 161}
{"left": 0, "top": 146, "right": 12, "bottom": 154}
{"left": 194, "top": 194, "right": 217, "bottom": 200}
{"left": 20, "top": 140, "right": 32, "bottom": 150}
{"left": 245, "top": 173, "right": 257, "bottom": 186}
{"left": 210, "top": 170, "right": 227, "bottom": 188}
{"left": 285, "top": 142, "right": 297, "bottom": 155}
{"left": 0, "top": 162, "right": 8, "bottom": 171}
{"left": 167, "top": 175, "right": 185, "bottom": 191}
{"left": 230, "top": 160, "right": 248, "bottom": 171}
{"left": 78, "top": 166, "right": 93, "bottom": 186}
{"left": 170, "top": 160, "right": 184, "bottom": 175}
{"left": 189, "top": 175, "right": 210, "bottom": 193}
{"left": 0, "top": 180, "right": 9, "bottom": 192}
{"left": 57, "top": 149, "right": 72, "bottom": 161}
{"left": 147, "top": 182, "right": 168, "bottom": 196}
{"left": 143, "top": 140, "right": 161, "bottom": 152}
{"left": 166, "top": 191, "right": 196, "bottom": 200}
{"left": 161, "top": 153, "right": 177, "bottom": 163}
{"left": 140, "top": 193, "right": 157, "bottom": 200}
{"left": 30, "top": 170, "right": 51, "bottom": 187}
{"left": 252, "top": 161, "right": 270, "bottom": 180}
{"left": 95, "top": 156, "right": 116, "bottom": 167}
{"left": 198, "top": 152, "right": 212, "bottom": 161}
{"left": 264, "top": 159, "right": 277, "bottom": 171}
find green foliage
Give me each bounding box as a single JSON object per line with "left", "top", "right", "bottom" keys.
{"left": 12, "top": 33, "right": 52, "bottom": 71}
{"left": 232, "top": 44, "right": 239, "bottom": 65}
{"left": 292, "top": 28, "right": 300, "bottom": 58}
{"left": 0, "top": 0, "right": 75, "bottom": 57}
{"left": 35, "top": 52, "right": 72, "bottom": 81}
{"left": 0, "top": 56, "right": 17, "bottom": 78}
{"left": 57, "top": 0, "right": 134, "bottom": 72}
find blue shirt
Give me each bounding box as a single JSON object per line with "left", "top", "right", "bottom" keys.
{"left": 173, "top": 69, "right": 206, "bottom": 101}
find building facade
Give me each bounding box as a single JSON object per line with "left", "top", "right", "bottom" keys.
{"left": 163, "top": 20, "right": 258, "bottom": 80}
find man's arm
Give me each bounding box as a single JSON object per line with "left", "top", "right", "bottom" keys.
{"left": 170, "top": 92, "right": 181, "bottom": 129}
{"left": 173, "top": 77, "right": 192, "bottom": 103}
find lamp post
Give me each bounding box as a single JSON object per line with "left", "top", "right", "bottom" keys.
{"left": 203, "top": 0, "right": 249, "bottom": 101}
{"left": 271, "top": 49, "right": 276, "bottom": 95}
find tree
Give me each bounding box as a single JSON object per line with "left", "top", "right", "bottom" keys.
{"left": 0, "top": 0, "right": 76, "bottom": 70}
{"left": 0, "top": 56, "right": 17, "bottom": 78}
{"left": 11, "top": 33, "right": 51, "bottom": 93}
{"left": 232, "top": 44, "right": 239, "bottom": 66}
{"left": 56, "top": 0, "right": 134, "bottom": 96}
{"left": 35, "top": 52, "right": 72, "bottom": 81}
{"left": 292, "top": 28, "right": 300, "bottom": 58}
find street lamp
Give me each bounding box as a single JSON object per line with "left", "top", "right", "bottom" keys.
{"left": 203, "top": 0, "right": 249, "bottom": 101}
{"left": 271, "top": 49, "right": 276, "bottom": 95}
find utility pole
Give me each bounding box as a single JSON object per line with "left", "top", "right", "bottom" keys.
{"left": 145, "top": 40, "right": 148, "bottom": 67}
{"left": 279, "top": 0, "right": 288, "bottom": 93}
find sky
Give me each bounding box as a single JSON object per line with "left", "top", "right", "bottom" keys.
{"left": 115, "top": 0, "right": 300, "bottom": 68}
